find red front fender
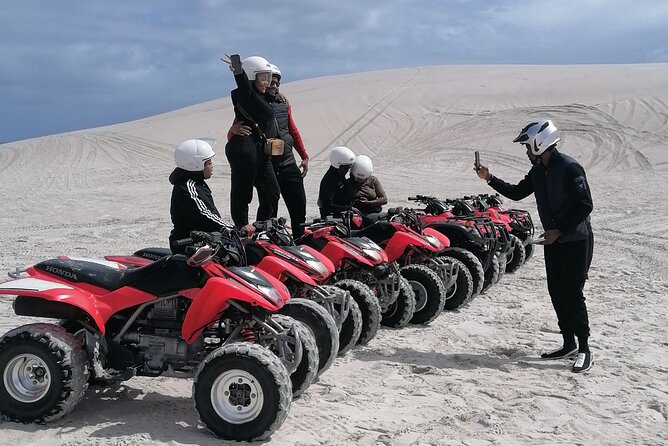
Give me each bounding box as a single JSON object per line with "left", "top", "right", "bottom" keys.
{"left": 423, "top": 227, "right": 451, "bottom": 248}
{"left": 255, "top": 256, "right": 318, "bottom": 286}
{"left": 383, "top": 231, "right": 434, "bottom": 262}
{"left": 181, "top": 273, "right": 288, "bottom": 344}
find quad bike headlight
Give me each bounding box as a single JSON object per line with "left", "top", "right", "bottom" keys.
{"left": 424, "top": 235, "right": 443, "bottom": 250}
{"left": 305, "top": 259, "right": 329, "bottom": 275}
{"left": 362, "top": 248, "right": 384, "bottom": 263}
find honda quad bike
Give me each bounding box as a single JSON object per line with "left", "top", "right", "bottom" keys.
{"left": 445, "top": 196, "right": 514, "bottom": 287}
{"left": 299, "top": 219, "right": 384, "bottom": 344}
{"left": 107, "top": 221, "right": 344, "bottom": 373}
{"left": 0, "top": 231, "right": 313, "bottom": 441}
{"left": 301, "top": 216, "right": 416, "bottom": 330}
{"left": 469, "top": 193, "right": 536, "bottom": 273}
{"left": 408, "top": 195, "right": 498, "bottom": 303}
{"left": 320, "top": 209, "right": 457, "bottom": 324}
{"left": 367, "top": 207, "right": 473, "bottom": 316}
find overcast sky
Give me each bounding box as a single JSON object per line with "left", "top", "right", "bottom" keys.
{"left": 2, "top": 0, "right": 667, "bottom": 143}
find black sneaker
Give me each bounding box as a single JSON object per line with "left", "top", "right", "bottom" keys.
{"left": 540, "top": 345, "right": 578, "bottom": 360}
{"left": 572, "top": 351, "right": 593, "bottom": 373}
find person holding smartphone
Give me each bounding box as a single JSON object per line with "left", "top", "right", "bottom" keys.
{"left": 475, "top": 120, "right": 595, "bottom": 373}
{"left": 228, "top": 63, "right": 310, "bottom": 238}
{"left": 223, "top": 54, "right": 280, "bottom": 228}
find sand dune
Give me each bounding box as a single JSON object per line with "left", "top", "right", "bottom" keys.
{"left": 1, "top": 64, "right": 667, "bottom": 445}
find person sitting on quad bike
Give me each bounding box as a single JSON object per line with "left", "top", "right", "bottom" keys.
{"left": 318, "top": 146, "right": 357, "bottom": 219}
{"left": 169, "top": 139, "right": 255, "bottom": 253}
{"left": 346, "top": 155, "right": 388, "bottom": 226}
{"left": 475, "top": 119, "right": 594, "bottom": 374}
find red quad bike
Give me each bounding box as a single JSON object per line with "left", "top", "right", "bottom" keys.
{"left": 408, "top": 195, "right": 498, "bottom": 306}
{"left": 443, "top": 196, "right": 514, "bottom": 288}
{"left": 368, "top": 208, "right": 473, "bottom": 318}
{"left": 468, "top": 193, "right": 536, "bottom": 273}
{"left": 300, "top": 217, "right": 417, "bottom": 330}
{"left": 107, "top": 221, "right": 345, "bottom": 375}
{"left": 319, "top": 209, "right": 458, "bottom": 325}
{"left": 0, "top": 231, "right": 312, "bottom": 441}
{"left": 299, "top": 219, "right": 384, "bottom": 344}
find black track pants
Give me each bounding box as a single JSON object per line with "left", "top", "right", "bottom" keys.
{"left": 226, "top": 141, "right": 280, "bottom": 227}
{"left": 272, "top": 161, "right": 307, "bottom": 238}
{"left": 543, "top": 234, "right": 594, "bottom": 340}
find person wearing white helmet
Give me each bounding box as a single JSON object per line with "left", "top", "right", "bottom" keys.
{"left": 228, "top": 62, "right": 310, "bottom": 237}
{"left": 317, "top": 146, "right": 356, "bottom": 218}
{"left": 169, "top": 139, "right": 254, "bottom": 253}
{"left": 222, "top": 54, "right": 280, "bottom": 228}
{"left": 347, "top": 155, "right": 387, "bottom": 225}
{"left": 476, "top": 119, "right": 594, "bottom": 373}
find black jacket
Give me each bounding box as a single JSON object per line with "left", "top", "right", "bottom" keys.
{"left": 488, "top": 149, "right": 593, "bottom": 242}
{"left": 169, "top": 168, "right": 227, "bottom": 252}
{"left": 318, "top": 167, "right": 351, "bottom": 218}
{"left": 228, "top": 73, "right": 277, "bottom": 150}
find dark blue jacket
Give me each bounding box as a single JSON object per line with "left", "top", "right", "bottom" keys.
{"left": 488, "top": 150, "right": 593, "bottom": 242}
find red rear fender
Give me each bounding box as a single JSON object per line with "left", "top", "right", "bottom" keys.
{"left": 0, "top": 276, "right": 155, "bottom": 334}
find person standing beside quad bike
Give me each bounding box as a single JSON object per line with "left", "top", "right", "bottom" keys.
{"left": 229, "top": 63, "right": 310, "bottom": 238}
{"left": 222, "top": 54, "right": 281, "bottom": 228}
{"left": 475, "top": 119, "right": 594, "bottom": 373}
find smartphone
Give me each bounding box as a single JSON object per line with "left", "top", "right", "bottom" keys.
{"left": 230, "top": 54, "right": 242, "bottom": 74}
{"left": 474, "top": 151, "right": 481, "bottom": 171}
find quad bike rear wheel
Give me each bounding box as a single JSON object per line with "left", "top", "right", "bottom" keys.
{"left": 381, "top": 277, "right": 416, "bottom": 328}
{"left": 334, "top": 279, "right": 381, "bottom": 345}
{"left": 193, "top": 342, "right": 291, "bottom": 441}
{"left": 505, "top": 234, "right": 527, "bottom": 274}
{"left": 400, "top": 264, "right": 446, "bottom": 325}
{"left": 440, "top": 247, "right": 484, "bottom": 297}
{"left": 278, "top": 298, "right": 339, "bottom": 377}
{"left": 0, "top": 323, "right": 89, "bottom": 423}
{"left": 270, "top": 316, "right": 319, "bottom": 399}
{"left": 443, "top": 259, "right": 474, "bottom": 311}
{"left": 337, "top": 298, "right": 363, "bottom": 356}
{"left": 482, "top": 253, "right": 500, "bottom": 293}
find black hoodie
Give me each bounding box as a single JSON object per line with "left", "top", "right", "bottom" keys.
{"left": 169, "top": 168, "right": 227, "bottom": 252}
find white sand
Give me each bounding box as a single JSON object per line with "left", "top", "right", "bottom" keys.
{"left": 1, "top": 64, "right": 667, "bottom": 445}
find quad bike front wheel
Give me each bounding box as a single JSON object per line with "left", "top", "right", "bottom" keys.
{"left": 0, "top": 323, "right": 89, "bottom": 423}
{"left": 193, "top": 342, "right": 291, "bottom": 441}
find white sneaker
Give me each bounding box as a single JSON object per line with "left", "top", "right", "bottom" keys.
{"left": 572, "top": 351, "right": 593, "bottom": 373}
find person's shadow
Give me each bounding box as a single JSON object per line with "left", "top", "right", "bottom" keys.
{"left": 354, "top": 345, "right": 566, "bottom": 372}
{"left": 2, "top": 383, "right": 274, "bottom": 445}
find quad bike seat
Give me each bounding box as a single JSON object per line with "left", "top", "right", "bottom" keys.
{"left": 34, "top": 255, "right": 196, "bottom": 293}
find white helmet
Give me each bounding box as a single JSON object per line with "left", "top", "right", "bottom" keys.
{"left": 174, "top": 139, "right": 215, "bottom": 171}
{"left": 242, "top": 56, "right": 273, "bottom": 82}
{"left": 513, "top": 119, "right": 561, "bottom": 155}
{"left": 270, "top": 63, "right": 281, "bottom": 81}
{"left": 329, "top": 146, "right": 356, "bottom": 168}
{"left": 351, "top": 155, "right": 373, "bottom": 181}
